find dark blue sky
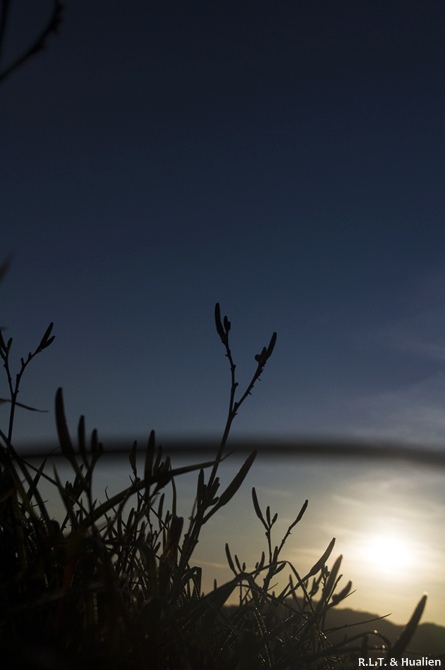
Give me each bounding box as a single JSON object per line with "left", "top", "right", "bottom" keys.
{"left": 1, "top": 1, "right": 445, "bottom": 625}
{"left": 2, "top": 0, "right": 445, "bottom": 445}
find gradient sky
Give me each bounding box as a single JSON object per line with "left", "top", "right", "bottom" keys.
{"left": 1, "top": 1, "right": 445, "bottom": 626}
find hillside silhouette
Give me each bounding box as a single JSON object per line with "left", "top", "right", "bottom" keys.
{"left": 323, "top": 606, "right": 445, "bottom": 657}
{"left": 223, "top": 602, "right": 445, "bottom": 657}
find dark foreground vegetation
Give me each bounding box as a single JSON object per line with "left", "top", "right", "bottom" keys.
{"left": 0, "top": 259, "right": 442, "bottom": 668}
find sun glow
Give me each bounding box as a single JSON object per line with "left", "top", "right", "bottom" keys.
{"left": 360, "top": 533, "right": 415, "bottom": 576}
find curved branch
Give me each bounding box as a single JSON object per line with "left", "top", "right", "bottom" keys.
{"left": 0, "top": 0, "right": 64, "bottom": 85}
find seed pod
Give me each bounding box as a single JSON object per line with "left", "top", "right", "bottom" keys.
{"left": 214, "top": 303, "right": 226, "bottom": 342}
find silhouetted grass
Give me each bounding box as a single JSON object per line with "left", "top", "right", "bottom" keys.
{"left": 0, "top": 269, "right": 438, "bottom": 668}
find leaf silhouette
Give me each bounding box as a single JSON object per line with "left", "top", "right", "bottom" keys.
{"left": 0, "top": 397, "right": 47, "bottom": 412}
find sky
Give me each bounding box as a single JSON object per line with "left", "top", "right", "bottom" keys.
{"left": 1, "top": 1, "right": 445, "bottom": 627}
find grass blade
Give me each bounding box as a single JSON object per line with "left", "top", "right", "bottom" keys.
{"left": 387, "top": 594, "right": 427, "bottom": 661}
{"left": 203, "top": 450, "right": 256, "bottom": 522}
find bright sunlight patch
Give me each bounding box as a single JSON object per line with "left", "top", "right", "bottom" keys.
{"left": 361, "top": 533, "right": 415, "bottom": 577}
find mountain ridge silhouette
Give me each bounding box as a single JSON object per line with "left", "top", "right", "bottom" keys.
{"left": 323, "top": 605, "right": 445, "bottom": 657}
